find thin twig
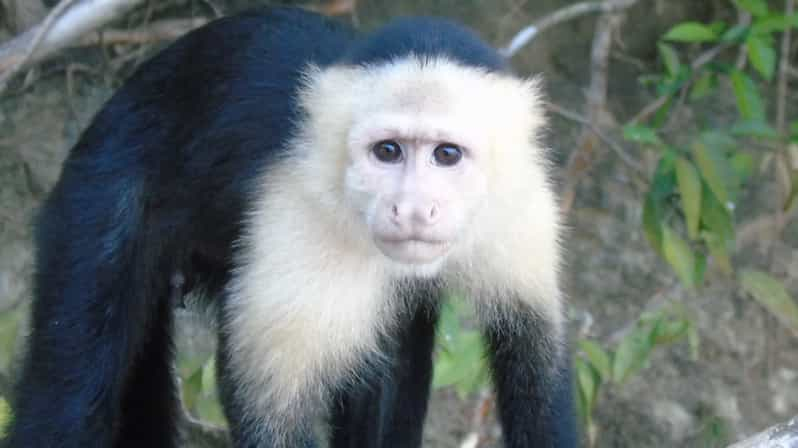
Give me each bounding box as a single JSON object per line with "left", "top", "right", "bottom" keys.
{"left": 500, "top": 0, "right": 639, "bottom": 58}
{"left": 628, "top": 44, "right": 729, "bottom": 125}
{"left": 458, "top": 389, "right": 494, "bottom": 448}
{"left": 776, "top": 0, "right": 794, "bottom": 134}
{"left": 627, "top": 13, "right": 752, "bottom": 126}
{"left": 77, "top": 18, "right": 209, "bottom": 46}
{"left": 0, "top": 0, "right": 81, "bottom": 93}
{"left": 735, "top": 11, "right": 752, "bottom": 70}
{"left": 775, "top": 0, "right": 795, "bottom": 234}
{"left": 546, "top": 101, "right": 646, "bottom": 178}
{"left": 560, "top": 11, "right": 627, "bottom": 212}
{"left": 0, "top": 0, "right": 147, "bottom": 94}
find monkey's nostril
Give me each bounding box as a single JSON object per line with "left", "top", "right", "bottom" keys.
{"left": 392, "top": 204, "right": 399, "bottom": 217}
{"left": 429, "top": 204, "right": 438, "bottom": 220}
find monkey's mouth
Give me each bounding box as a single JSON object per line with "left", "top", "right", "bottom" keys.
{"left": 375, "top": 237, "right": 451, "bottom": 264}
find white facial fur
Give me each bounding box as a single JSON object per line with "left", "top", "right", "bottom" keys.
{"left": 223, "top": 56, "right": 564, "bottom": 436}
{"left": 345, "top": 123, "right": 488, "bottom": 266}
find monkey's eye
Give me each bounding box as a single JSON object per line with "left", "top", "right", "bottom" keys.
{"left": 433, "top": 143, "right": 463, "bottom": 166}
{"left": 372, "top": 140, "right": 403, "bottom": 163}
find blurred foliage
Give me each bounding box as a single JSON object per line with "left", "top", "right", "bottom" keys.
{"left": 430, "top": 1, "right": 798, "bottom": 446}
{"left": 0, "top": 397, "right": 10, "bottom": 439}
{"left": 575, "top": 306, "right": 697, "bottom": 446}
{"left": 0, "top": 0, "right": 796, "bottom": 446}
{"left": 432, "top": 295, "right": 490, "bottom": 400}
{"left": 633, "top": 0, "right": 798, "bottom": 331}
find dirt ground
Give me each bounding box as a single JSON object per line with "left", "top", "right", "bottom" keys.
{"left": 0, "top": 1, "right": 797, "bottom": 447}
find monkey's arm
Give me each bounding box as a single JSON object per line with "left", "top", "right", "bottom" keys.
{"left": 484, "top": 304, "right": 579, "bottom": 448}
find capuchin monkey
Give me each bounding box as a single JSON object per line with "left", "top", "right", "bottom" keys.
{"left": 6, "top": 6, "right": 577, "bottom": 448}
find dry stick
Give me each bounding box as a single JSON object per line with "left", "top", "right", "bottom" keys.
{"left": 735, "top": 11, "right": 753, "bottom": 70}
{"left": 561, "top": 11, "right": 625, "bottom": 213}
{"left": 628, "top": 43, "right": 732, "bottom": 125}
{"left": 77, "top": 18, "right": 209, "bottom": 46}
{"left": 457, "top": 389, "right": 494, "bottom": 448}
{"left": 0, "top": 0, "right": 81, "bottom": 92}
{"left": 500, "top": 0, "right": 639, "bottom": 58}
{"left": 775, "top": 0, "right": 795, "bottom": 231}
{"left": 545, "top": 101, "right": 646, "bottom": 179}
{"left": 0, "top": 0, "right": 147, "bottom": 93}
{"left": 726, "top": 415, "right": 798, "bottom": 448}
{"left": 776, "top": 0, "right": 794, "bottom": 134}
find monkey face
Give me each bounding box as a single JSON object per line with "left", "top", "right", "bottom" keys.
{"left": 343, "top": 115, "right": 489, "bottom": 266}
{"left": 296, "top": 56, "right": 547, "bottom": 271}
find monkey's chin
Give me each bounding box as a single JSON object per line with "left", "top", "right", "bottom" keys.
{"left": 375, "top": 238, "right": 451, "bottom": 266}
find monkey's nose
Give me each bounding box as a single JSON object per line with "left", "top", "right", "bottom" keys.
{"left": 391, "top": 200, "right": 439, "bottom": 227}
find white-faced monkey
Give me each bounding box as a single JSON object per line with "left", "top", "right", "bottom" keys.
{"left": 6, "top": 7, "right": 577, "bottom": 448}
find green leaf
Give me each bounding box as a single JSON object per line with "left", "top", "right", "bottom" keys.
{"left": 579, "top": 339, "right": 612, "bottom": 380}
{"left": 663, "top": 22, "right": 719, "bottom": 43}
{"left": 201, "top": 356, "right": 216, "bottom": 396}
{"left": 690, "top": 71, "right": 716, "bottom": 100}
{"left": 700, "top": 185, "right": 735, "bottom": 248}
{"left": 182, "top": 365, "right": 204, "bottom": 412}
{"left": 730, "top": 152, "right": 755, "bottom": 182}
{"left": 612, "top": 326, "right": 653, "bottom": 383}
{"left": 708, "top": 21, "right": 727, "bottom": 36}
{"left": 657, "top": 42, "right": 681, "bottom": 78}
{"left": 651, "top": 150, "right": 678, "bottom": 199}
{"left": 687, "top": 324, "right": 701, "bottom": 360}
{"left": 740, "top": 270, "right": 798, "bottom": 335}
{"left": 731, "top": 120, "right": 780, "bottom": 139}
{"left": 653, "top": 97, "right": 674, "bottom": 128}
{"left": 643, "top": 193, "right": 664, "bottom": 256}
{"left": 0, "top": 397, "right": 10, "bottom": 439}
{"left": 701, "top": 131, "right": 737, "bottom": 151}
{"left": 433, "top": 296, "right": 490, "bottom": 398}
{"left": 575, "top": 358, "right": 600, "bottom": 414}
{"left": 733, "top": 0, "right": 769, "bottom": 16}
{"left": 0, "top": 310, "right": 20, "bottom": 372}
{"left": 436, "top": 301, "right": 461, "bottom": 351}
{"left": 730, "top": 69, "right": 766, "bottom": 121}
{"left": 694, "top": 253, "right": 708, "bottom": 285}
{"left": 623, "top": 124, "right": 663, "bottom": 146}
{"left": 746, "top": 35, "right": 776, "bottom": 80}
{"left": 433, "top": 330, "right": 489, "bottom": 398}
{"left": 704, "top": 231, "right": 734, "bottom": 275}
{"left": 662, "top": 225, "right": 697, "bottom": 287}
{"left": 652, "top": 318, "right": 689, "bottom": 344}
{"left": 721, "top": 24, "right": 750, "bottom": 42}
{"left": 693, "top": 142, "right": 733, "bottom": 207}
{"left": 675, "top": 157, "right": 702, "bottom": 240}
{"left": 752, "top": 14, "right": 798, "bottom": 34}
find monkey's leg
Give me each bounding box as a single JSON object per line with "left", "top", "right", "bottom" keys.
{"left": 483, "top": 304, "right": 578, "bottom": 448}
{"left": 114, "top": 297, "right": 179, "bottom": 448}
{"left": 329, "top": 300, "right": 439, "bottom": 448}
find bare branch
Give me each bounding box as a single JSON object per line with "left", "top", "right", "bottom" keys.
{"left": 500, "top": 0, "right": 639, "bottom": 58}
{"left": 561, "top": 10, "right": 629, "bottom": 212}
{"left": 726, "top": 416, "right": 798, "bottom": 448}
{"left": 77, "top": 18, "right": 209, "bottom": 46}
{"left": 0, "top": 0, "right": 146, "bottom": 93}
{"left": 776, "top": 0, "right": 794, "bottom": 135}
{"left": 457, "top": 389, "right": 495, "bottom": 448}
{"left": 546, "top": 101, "right": 646, "bottom": 178}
